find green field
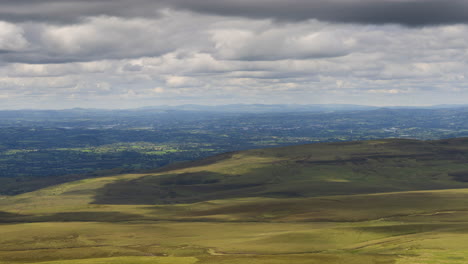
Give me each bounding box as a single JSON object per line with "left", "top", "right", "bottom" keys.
{"left": 3, "top": 138, "right": 468, "bottom": 263}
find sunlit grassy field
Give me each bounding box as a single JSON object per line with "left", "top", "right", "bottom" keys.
{"left": 3, "top": 138, "right": 468, "bottom": 263}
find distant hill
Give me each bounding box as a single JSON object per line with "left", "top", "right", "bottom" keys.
{"left": 138, "top": 103, "right": 380, "bottom": 112}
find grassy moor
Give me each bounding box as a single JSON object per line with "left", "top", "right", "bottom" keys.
{"left": 3, "top": 138, "right": 468, "bottom": 263}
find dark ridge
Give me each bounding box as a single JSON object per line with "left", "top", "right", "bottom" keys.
{"left": 93, "top": 171, "right": 267, "bottom": 205}
{"left": 33, "top": 212, "right": 143, "bottom": 222}
{"left": 449, "top": 171, "right": 468, "bottom": 182}
{"left": 0, "top": 211, "right": 30, "bottom": 223}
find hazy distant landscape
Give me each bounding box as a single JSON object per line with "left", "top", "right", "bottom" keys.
{"left": 3, "top": 105, "right": 468, "bottom": 195}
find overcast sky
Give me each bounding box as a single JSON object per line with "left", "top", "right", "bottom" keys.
{"left": 0, "top": 0, "right": 467, "bottom": 109}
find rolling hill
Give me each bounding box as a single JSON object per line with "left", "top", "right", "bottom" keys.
{"left": 3, "top": 138, "right": 468, "bottom": 263}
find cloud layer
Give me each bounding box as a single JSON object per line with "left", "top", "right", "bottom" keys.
{"left": 1, "top": 0, "right": 468, "bottom": 26}
{"left": 0, "top": 1, "right": 467, "bottom": 109}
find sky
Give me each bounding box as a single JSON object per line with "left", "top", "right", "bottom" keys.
{"left": 0, "top": 0, "right": 468, "bottom": 109}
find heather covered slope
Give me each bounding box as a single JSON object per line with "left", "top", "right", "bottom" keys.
{"left": 3, "top": 138, "right": 468, "bottom": 263}
{"left": 95, "top": 137, "right": 468, "bottom": 204}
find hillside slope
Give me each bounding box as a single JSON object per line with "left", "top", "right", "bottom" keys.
{"left": 72, "top": 138, "right": 468, "bottom": 204}
{"left": 3, "top": 138, "right": 468, "bottom": 263}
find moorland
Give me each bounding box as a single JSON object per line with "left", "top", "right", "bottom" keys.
{"left": 3, "top": 137, "right": 468, "bottom": 263}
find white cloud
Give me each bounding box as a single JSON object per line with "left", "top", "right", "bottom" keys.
{"left": 153, "top": 87, "right": 165, "bottom": 93}
{"left": 165, "top": 75, "right": 193, "bottom": 87}
{"left": 40, "top": 16, "right": 175, "bottom": 60}
{"left": 210, "top": 22, "right": 357, "bottom": 60}
{"left": 1, "top": 11, "right": 468, "bottom": 108}
{"left": 0, "top": 21, "right": 28, "bottom": 51}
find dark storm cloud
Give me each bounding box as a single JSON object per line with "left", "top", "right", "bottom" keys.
{"left": 167, "top": 0, "right": 468, "bottom": 26}
{"left": 0, "top": 0, "right": 467, "bottom": 26}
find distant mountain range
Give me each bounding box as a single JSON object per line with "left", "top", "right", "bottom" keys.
{"left": 3, "top": 103, "right": 468, "bottom": 113}
{"left": 139, "top": 103, "right": 468, "bottom": 113}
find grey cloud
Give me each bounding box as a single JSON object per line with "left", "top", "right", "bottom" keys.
{"left": 210, "top": 25, "right": 357, "bottom": 61}
{"left": 166, "top": 0, "right": 468, "bottom": 26}
{"left": 1, "top": 14, "right": 212, "bottom": 64}
{"left": 0, "top": 0, "right": 161, "bottom": 24}
{"left": 1, "top": 5, "right": 468, "bottom": 109}
{"left": 123, "top": 64, "right": 143, "bottom": 72}
{"left": 1, "top": 0, "right": 468, "bottom": 26}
